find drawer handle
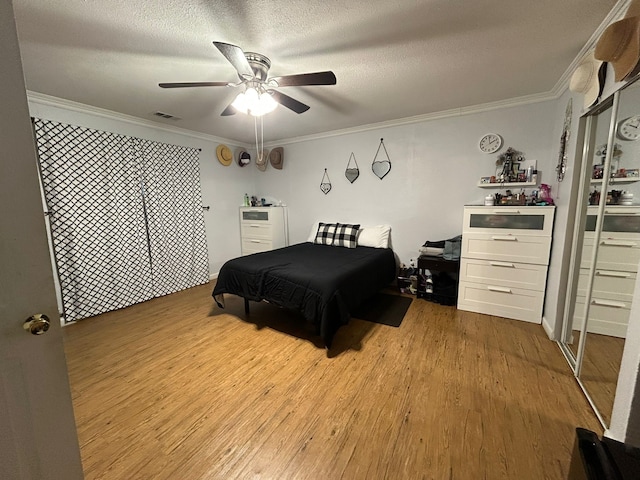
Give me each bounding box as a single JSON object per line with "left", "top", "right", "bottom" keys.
{"left": 591, "top": 299, "right": 626, "bottom": 308}
{"left": 250, "top": 239, "right": 261, "bottom": 243}
{"left": 487, "top": 286, "right": 512, "bottom": 293}
{"left": 249, "top": 224, "right": 262, "bottom": 228}
{"left": 491, "top": 236, "right": 518, "bottom": 241}
{"left": 601, "top": 240, "right": 637, "bottom": 247}
{"left": 490, "top": 261, "right": 515, "bottom": 268}
{"left": 492, "top": 210, "right": 520, "bottom": 214}
{"left": 596, "top": 270, "right": 631, "bottom": 278}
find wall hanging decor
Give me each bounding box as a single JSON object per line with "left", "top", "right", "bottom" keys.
{"left": 269, "top": 147, "right": 284, "bottom": 170}
{"left": 495, "top": 146, "right": 525, "bottom": 183}
{"left": 345, "top": 152, "right": 360, "bottom": 183}
{"left": 216, "top": 144, "right": 233, "bottom": 166}
{"left": 256, "top": 148, "right": 269, "bottom": 171}
{"left": 320, "top": 168, "right": 332, "bottom": 194}
{"left": 372, "top": 138, "right": 391, "bottom": 180}
{"left": 236, "top": 148, "right": 251, "bottom": 167}
{"left": 556, "top": 98, "right": 572, "bottom": 182}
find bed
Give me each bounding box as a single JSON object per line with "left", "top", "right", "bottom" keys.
{"left": 212, "top": 239, "right": 396, "bottom": 346}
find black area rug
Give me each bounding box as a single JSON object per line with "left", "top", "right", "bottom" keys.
{"left": 352, "top": 293, "right": 413, "bottom": 327}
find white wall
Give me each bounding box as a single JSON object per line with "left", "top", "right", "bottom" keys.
{"left": 28, "top": 97, "right": 255, "bottom": 276}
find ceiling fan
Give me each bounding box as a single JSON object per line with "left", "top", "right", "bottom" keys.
{"left": 159, "top": 41, "right": 337, "bottom": 116}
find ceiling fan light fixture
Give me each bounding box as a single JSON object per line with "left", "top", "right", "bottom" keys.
{"left": 232, "top": 87, "right": 278, "bottom": 117}
{"left": 251, "top": 91, "right": 278, "bottom": 117}
{"left": 231, "top": 91, "right": 248, "bottom": 114}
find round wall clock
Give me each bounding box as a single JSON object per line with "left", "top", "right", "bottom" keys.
{"left": 618, "top": 115, "right": 640, "bottom": 141}
{"left": 479, "top": 133, "right": 503, "bottom": 153}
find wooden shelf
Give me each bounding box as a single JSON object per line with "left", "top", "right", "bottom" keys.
{"left": 477, "top": 181, "right": 538, "bottom": 188}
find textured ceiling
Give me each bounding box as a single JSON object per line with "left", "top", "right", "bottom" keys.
{"left": 13, "top": 0, "right": 618, "bottom": 144}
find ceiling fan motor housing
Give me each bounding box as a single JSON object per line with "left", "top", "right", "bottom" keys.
{"left": 244, "top": 52, "right": 271, "bottom": 81}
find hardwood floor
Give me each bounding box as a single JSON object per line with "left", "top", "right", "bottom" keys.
{"left": 62, "top": 283, "right": 601, "bottom": 479}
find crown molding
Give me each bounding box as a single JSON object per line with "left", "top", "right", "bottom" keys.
{"left": 26, "top": 91, "right": 252, "bottom": 148}
{"left": 266, "top": 91, "right": 555, "bottom": 147}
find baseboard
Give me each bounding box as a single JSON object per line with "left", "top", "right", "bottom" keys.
{"left": 209, "top": 272, "right": 219, "bottom": 281}
{"left": 542, "top": 315, "right": 556, "bottom": 340}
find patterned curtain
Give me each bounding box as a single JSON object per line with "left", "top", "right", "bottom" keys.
{"left": 33, "top": 119, "right": 209, "bottom": 323}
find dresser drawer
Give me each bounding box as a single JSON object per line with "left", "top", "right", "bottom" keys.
{"left": 463, "top": 206, "right": 555, "bottom": 236}
{"left": 241, "top": 223, "right": 273, "bottom": 240}
{"left": 241, "top": 238, "right": 272, "bottom": 255}
{"left": 577, "top": 268, "right": 637, "bottom": 301}
{"left": 241, "top": 209, "right": 272, "bottom": 222}
{"left": 573, "top": 296, "right": 630, "bottom": 338}
{"left": 462, "top": 233, "right": 552, "bottom": 265}
{"left": 457, "top": 280, "right": 544, "bottom": 323}
{"left": 460, "top": 258, "right": 548, "bottom": 291}
{"left": 580, "top": 237, "right": 640, "bottom": 272}
{"left": 584, "top": 206, "right": 640, "bottom": 236}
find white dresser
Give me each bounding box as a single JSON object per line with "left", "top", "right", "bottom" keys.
{"left": 457, "top": 205, "right": 555, "bottom": 323}
{"left": 573, "top": 205, "right": 640, "bottom": 338}
{"left": 239, "top": 206, "right": 288, "bottom": 255}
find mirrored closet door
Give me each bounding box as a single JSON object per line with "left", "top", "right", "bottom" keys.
{"left": 561, "top": 77, "right": 640, "bottom": 427}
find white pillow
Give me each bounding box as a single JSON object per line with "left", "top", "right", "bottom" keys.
{"left": 307, "top": 222, "right": 321, "bottom": 242}
{"left": 358, "top": 225, "right": 391, "bottom": 248}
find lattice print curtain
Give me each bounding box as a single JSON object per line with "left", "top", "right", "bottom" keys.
{"left": 33, "top": 119, "right": 209, "bottom": 322}
{"left": 140, "top": 139, "right": 209, "bottom": 297}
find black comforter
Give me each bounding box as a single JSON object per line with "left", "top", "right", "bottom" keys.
{"left": 212, "top": 242, "right": 396, "bottom": 345}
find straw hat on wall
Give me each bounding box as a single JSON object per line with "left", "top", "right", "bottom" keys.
{"left": 269, "top": 147, "right": 284, "bottom": 170}
{"left": 216, "top": 144, "right": 233, "bottom": 166}
{"left": 595, "top": 0, "right": 640, "bottom": 82}
{"left": 256, "top": 149, "right": 269, "bottom": 171}
{"left": 569, "top": 50, "right": 605, "bottom": 108}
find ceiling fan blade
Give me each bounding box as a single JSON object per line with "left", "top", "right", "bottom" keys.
{"left": 220, "top": 103, "right": 237, "bottom": 116}
{"left": 270, "top": 71, "right": 336, "bottom": 87}
{"left": 159, "top": 82, "right": 229, "bottom": 88}
{"left": 269, "top": 90, "right": 310, "bottom": 114}
{"left": 213, "top": 41, "right": 255, "bottom": 80}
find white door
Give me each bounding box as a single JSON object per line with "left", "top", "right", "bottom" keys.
{"left": 0, "top": 2, "right": 84, "bottom": 479}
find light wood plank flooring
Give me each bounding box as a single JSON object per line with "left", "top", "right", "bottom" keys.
{"left": 62, "top": 283, "right": 601, "bottom": 479}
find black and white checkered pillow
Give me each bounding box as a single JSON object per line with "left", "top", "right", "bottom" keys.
{"left": 314, "top": 222, "right": 338, "bottom": 245}
{"left": 334, "top": 223, "right": 361, "bottom": 248}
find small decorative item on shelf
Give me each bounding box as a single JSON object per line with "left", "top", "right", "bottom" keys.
{"left": 607, "top": 190, "right": 623, "bottom": 204}
{"left": 495, "top": 147, "right": 526, "bottom": 183}
{"left": 498, "top": 189, "right": 527, "bottom": 205}
{"left": 593, "top": 164, "right": 604, "bottom": 179}
{"left": 594, "top": 143, "right": 623, "bottom": 174}
{"left": 627, "top": 168, "right": 639, "bottom": 178}
{"left": 538, "top": 184, "right": 554, "bottom": 205}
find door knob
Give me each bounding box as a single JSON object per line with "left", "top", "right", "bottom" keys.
{"left": 23, "top": 314, "right": 51, "bottom": 335}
